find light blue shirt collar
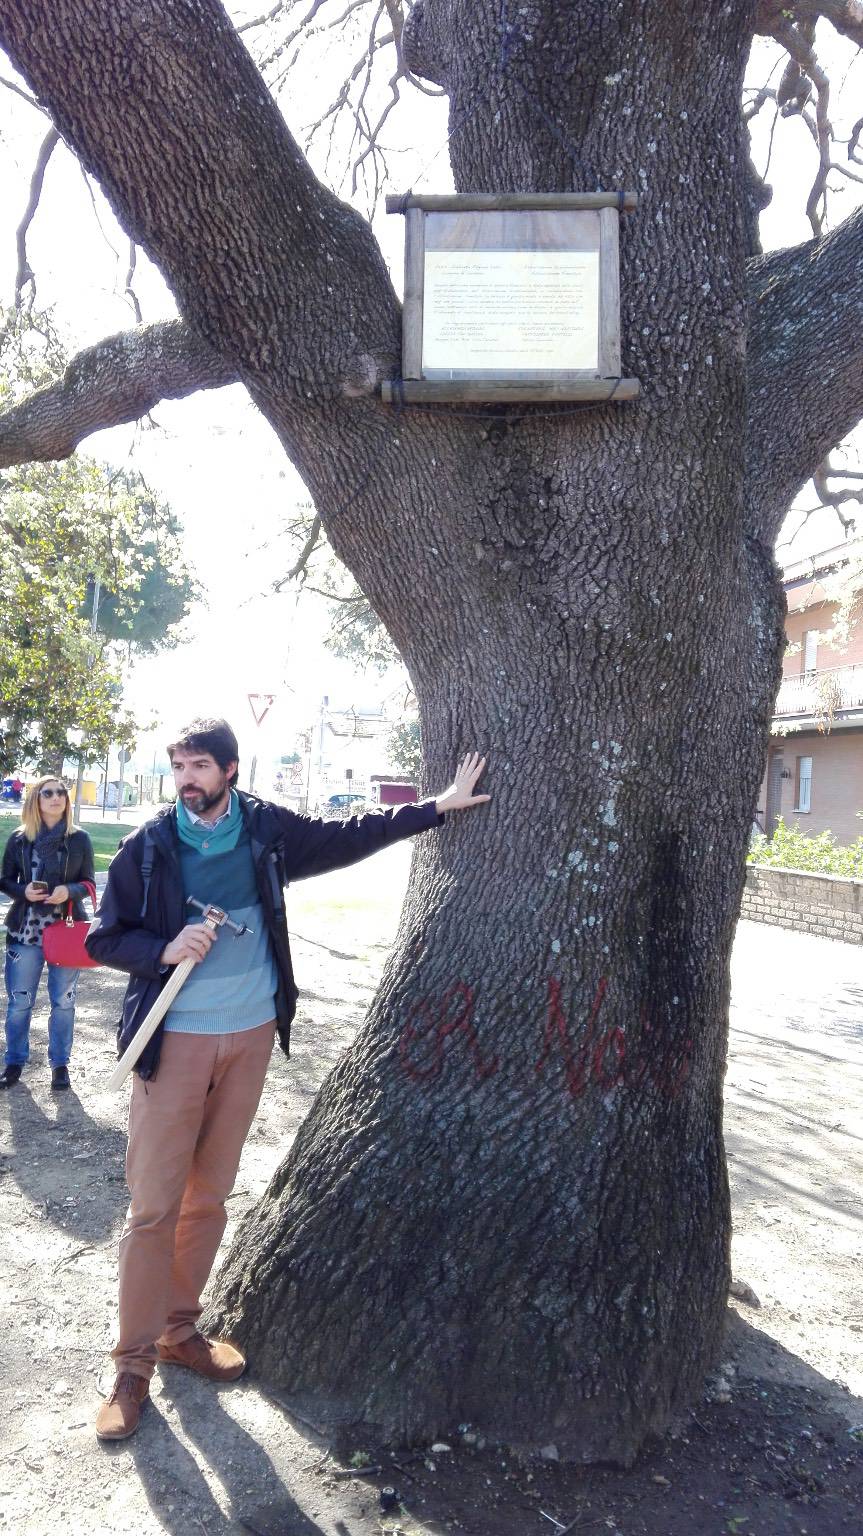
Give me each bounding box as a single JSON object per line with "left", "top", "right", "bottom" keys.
{"left": 184, "top": 797, "right": 234, "bottom": 828}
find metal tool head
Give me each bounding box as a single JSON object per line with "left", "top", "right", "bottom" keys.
{"left": 186, "top": 895, "right": 252, "bottom": 937}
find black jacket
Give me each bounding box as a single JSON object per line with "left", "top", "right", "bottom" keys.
{"left": 1, "top": 826, "right": 96, "bottom": 937}
{"left": 85, "top": 790, "right": 442, "bottom": 1080}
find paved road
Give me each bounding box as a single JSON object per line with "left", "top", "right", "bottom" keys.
{"left": 726, "top": 919, "right": 863, "bottom": 1403}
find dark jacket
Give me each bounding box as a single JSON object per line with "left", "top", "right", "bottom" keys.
{"left": 85, "top": 790, "right": 442, "bottom": 1080}
{"left": 1, "top": 826, "right": 96, "bottom": 937}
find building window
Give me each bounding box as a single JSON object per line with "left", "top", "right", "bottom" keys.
{"left": 801, "top": 629, "right": 818, "bottom": 673}
{"left": 795, "top": 755, "right": 812, "bottom": 813}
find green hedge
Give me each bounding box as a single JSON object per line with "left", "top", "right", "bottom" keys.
{"left": 748, "top": 818, "right": 863, "bottom": 878}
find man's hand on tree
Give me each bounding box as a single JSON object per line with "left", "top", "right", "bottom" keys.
{"left": 161, "top": 924, "right": 216, "bottom": 967}
{"left": 435, "top": 752, "right": 491, "bottom": 815}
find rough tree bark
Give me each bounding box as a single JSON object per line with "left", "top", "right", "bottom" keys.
{"left": 0, "top": 320, "right": 236, "bottom": 467}
{"left": 1, "top": 0, "right": 861, "bottom": 1463}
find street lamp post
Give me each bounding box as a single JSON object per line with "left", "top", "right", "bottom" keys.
{"left": 69, "top": 728, "right": 85, "bottom": 825}
{"left": 71, "top": 575, "right": 101, "bottom": 825}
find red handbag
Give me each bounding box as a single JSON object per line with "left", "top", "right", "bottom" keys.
{"left": 42, "top": 881, "right": 100, "bottom": 969}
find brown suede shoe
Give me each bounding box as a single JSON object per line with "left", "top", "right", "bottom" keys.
{"left": 95, "top": 1372, "right": 150, "bottom": 1441}
{"left": 156, "top": 1332, "right": 246, "bottom": 1382}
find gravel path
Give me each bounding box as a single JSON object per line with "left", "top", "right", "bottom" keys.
{"left": 0, "top": 856, "right": 861, "bottom": 1534}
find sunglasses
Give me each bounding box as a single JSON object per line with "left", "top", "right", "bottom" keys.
{"left": 39, "top": 787, "right": 67, "bottom": 799}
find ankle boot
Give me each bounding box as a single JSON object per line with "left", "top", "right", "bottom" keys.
{"left": 51, "top": 1065, "right": 70, "bottom": 1090}
{"left": 95, "top": 1373, "right": 149, "bottom": 1441}
{"left": 0, "top": 1065, "right": 22, "bottom": 1088}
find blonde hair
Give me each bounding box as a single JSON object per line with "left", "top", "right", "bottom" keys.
{"left": 21, "top": 777, "right": 74, "bottom": 841}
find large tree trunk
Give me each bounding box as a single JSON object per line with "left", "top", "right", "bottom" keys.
{"left": 2, "top": 0, "right": 848, "bottom": 1464}
{"left": 200, "top": 2, "right": 784, "bottom": 1463}
{"left": 209, "top": 441, "right": 783, "bottom": 1460}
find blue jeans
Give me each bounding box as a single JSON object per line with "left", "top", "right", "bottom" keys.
{"left": 4, "top": 942, "right": 80, "bottom": 1068}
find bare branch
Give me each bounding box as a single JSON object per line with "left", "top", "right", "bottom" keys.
{"left": 301, "top": 582, "right": 364, "bottom": 604}
{"left": 259, "top": 0, "right": 421, "bottom": 208}
{"left": 14, "top": 126, "right": 60, "bottom": 307}
{"left": 0, "top": 72, "right": 49, "bottom": 114}
{"left": 770, "top": 18, "right": 832, "bottom": 234}
{"left": 237, "top": 0, "right": 286, "bottom": 34}
{"left": 273, "top": 513, "right": 324, "bottom": 588}
{"left": 259, "top": 0, "right": 332, "bottom": 74}
{"left": 124, "top": 242, "right": 143, "bottom": 325}
{"left": 303, "top": 19, "right": 390, "bottom": 146}
{"left": 77, "top": 165, "right": 122, "bottom": 266}
{"left": 812, "top": 455, "right": 863, "bottom": 530}
{"left": 382, "top": 0, "right": 403, "bottom": 54}
{"left": 829, "top": 156, "right": 863, "bottom": 182}
{"left": 351, "top": 64, "right": 402, "bottom": 195}
{"left": 0, "top": 320, "right": 237, "bottom": 469}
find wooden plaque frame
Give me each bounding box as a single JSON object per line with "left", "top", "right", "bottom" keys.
{"left": 383, "top": 192, "right": 639, "bottom": 405}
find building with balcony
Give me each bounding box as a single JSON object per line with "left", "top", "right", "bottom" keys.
{"left": 759, "top": 543, "right": 863, "bottom": 843}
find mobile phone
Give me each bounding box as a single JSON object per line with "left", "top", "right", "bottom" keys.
{"left": 31, "top": 881, "right": 49, "bottom": 894}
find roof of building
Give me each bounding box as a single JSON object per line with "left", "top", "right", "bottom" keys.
{"left": 780, "top": 539, "right": 861, "bottom": 615}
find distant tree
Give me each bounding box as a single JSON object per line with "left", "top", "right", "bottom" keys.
{"left": 387, "top": 715, "right": 422, "bottom": 782}
{"left": 80, "top": 474, "right": 198, "bottom": 655}
{"left": 0, "top": 308, "right": 198, "bottom": 773}
{"left": 295, "top": 548, "right": 400, "bottom": 674}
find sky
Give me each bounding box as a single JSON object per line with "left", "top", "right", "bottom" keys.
{"left": 0, "top": 12, "right": 861, "bottom": 777}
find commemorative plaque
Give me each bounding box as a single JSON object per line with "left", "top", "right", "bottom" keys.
{"left": 383, "top": 192, "right": 639, "bottom": 405}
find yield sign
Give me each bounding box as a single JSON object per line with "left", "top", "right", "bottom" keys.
{"left": 248, "top": 692, "right": 275, "bottom": 727}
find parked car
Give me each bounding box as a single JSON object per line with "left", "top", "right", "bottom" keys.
{"left": 319, "top": 792, "right": 367, "bottom": 820}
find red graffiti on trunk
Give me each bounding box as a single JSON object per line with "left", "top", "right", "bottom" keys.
{"left": 535, "top": 980, "right": 692, "bottom": 1101}
{"left": 398, "top": 975, "right": 692, "bottom": 1101}
{"left": 398, "top": 982, "right": 499, "bottom": 1085}
{"left": 534, "top": 976, "right": 611, "bottom": 1098}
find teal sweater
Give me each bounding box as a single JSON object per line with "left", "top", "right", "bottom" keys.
{"left": 164, "top": 826, "right": 278, "bottom": 1034}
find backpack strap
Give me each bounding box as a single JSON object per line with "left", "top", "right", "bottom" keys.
{"left": 139, "top": 827, "right": 156, "bottom": 919}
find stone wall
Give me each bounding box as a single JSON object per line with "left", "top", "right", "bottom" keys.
{"left": 742, "top": 865, "right": 863, "bottom": 944}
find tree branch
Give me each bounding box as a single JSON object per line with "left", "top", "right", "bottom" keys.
{"left": 756, "top": 1, "right": 863, "bottom": 50}
{"left": 746, "top": 203, "right": 863, "bottom": 543}
{"left": 15, "top": 127, "right": 60, "bottom": 307}
{"left": 0, "top": 320, "right": 237, "bottom": 468}
{"left": 770, "top": 18, "right": 832, "bottom": 234}
{"left": 0, "top": 0, "right": 399, "bottom": 406}
{"left": 274, "top": 512, "right": 324, "bottom": 587}
{"left": 812, "top": 454, "right": 863, "bottom": 530}
{"left": 0, "top": 72, "right": 49, "bottom": 114}
{"left": 124, "top": 242, "right": 143, "bottom": 325}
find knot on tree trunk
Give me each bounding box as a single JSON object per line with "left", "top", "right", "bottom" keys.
{"left": 341, "top": 350, "right": 393, "bottom": 398}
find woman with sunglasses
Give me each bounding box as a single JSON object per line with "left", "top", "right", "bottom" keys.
{"left": 0, "top": 777, "right": 95, "bottom": 1090}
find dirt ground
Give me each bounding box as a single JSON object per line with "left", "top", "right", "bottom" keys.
{"left": 1, "top": 843, "right": 861, "bottom": 1536}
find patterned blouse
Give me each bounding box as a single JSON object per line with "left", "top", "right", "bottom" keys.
{"left": 6, "top": 850, "right": 64, "bottom": 947}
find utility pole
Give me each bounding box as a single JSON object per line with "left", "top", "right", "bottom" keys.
{"left": 116, "top": 746, "right": 129, "bottom": 818}
{"left": 72, "top": 576, "right": 100, "bottom": 825}
{"left": 316, "top": 694, "right": 329, "bottom": 811}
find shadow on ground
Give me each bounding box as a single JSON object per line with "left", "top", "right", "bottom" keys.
{"left": 4, "top": 1060, "right": 128, "bottom": 1243}
{"left": 68, "top": 1313, "right": 863, "bottom": 1536}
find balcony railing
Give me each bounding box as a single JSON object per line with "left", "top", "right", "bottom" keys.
{"left": 774, "top": 663, "right": 863, "bottom": 718}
